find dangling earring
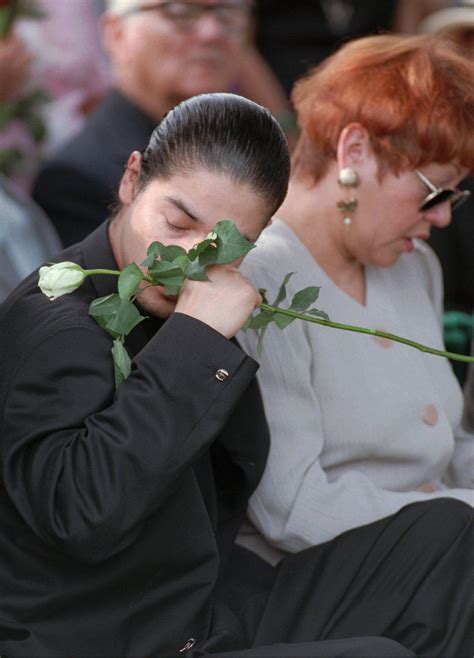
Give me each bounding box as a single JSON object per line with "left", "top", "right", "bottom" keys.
{"left": 337, "top": 167, "right": 360, "bottom": 226}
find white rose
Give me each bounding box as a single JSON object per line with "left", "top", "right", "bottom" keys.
{"left": 38, "top": 262, "right": 86, "bottom": 300}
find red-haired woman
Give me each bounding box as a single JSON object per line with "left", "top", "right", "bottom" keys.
{"left": 238, "top": 35, "right": 473, "bottom": 649}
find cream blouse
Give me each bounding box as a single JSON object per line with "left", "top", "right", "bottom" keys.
{"left": 238, "top": 219, "right": 473, "bottom": 552}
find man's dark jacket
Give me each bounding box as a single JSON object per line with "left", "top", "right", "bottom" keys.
{"left": 32, "top": 91, "right": 156, "bottom": 247}
{"left": 0, "top": 224, "right": 270, "bottom": 656}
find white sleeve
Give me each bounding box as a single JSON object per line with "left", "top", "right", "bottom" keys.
{"left": 238, "top": 272, "right": 473, "bottom": 552}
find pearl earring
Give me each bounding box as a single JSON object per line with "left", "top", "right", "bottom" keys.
{"left": 338, "top": 167, "right": 360, "bottom": 188}
{"left": 337, "top": 167, "right": 360, "bottom": 225}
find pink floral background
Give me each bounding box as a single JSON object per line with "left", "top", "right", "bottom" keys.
{"left": 0, "top": 0, "right": 111, "bottom": 191}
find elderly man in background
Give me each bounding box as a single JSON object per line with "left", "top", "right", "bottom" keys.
{"left": 32, "top": 0, "right": 255, "bottom": 247}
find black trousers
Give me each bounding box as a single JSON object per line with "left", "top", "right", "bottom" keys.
{"left": 216, "top": 499, "right": 473, "bottom": 658}
{"left": 204, "top": 636, "right": 414, "bottom": 657}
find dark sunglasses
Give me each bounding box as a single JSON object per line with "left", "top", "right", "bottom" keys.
{"left": 125, "top": 1, "right": 253, "bottom": 32}
{"left": 416, "top": 169, "right": 471, "bottom": 212}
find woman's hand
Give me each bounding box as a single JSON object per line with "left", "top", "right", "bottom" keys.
{"left": 175, "top": 265, "right": 262, "bottom": 339}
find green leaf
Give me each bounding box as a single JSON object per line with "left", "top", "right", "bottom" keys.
{"left": 188, "top": 235, "right": 217, "bottom": 261}
{"left": 158, "top": 244, "right": 188, "bottom": 263}
{"left": 107, "top": 300, "right": 146, "bottom": 335}
{"left": 201, "top": 220, "right": 255, "bottom": 265}
{"left": 241, "top": 315, "right": 253, "bottom": 332}
{"left": 305, "top": 308, "right": 330, "bottom": 321}
{"left": 141, "top": 241, "right": 188, "bottom": 268}
{"left": 89, "top": 294, "right": 121, "bottom": 339}
{"left": 184, "top": 259, "right": 210, "bottom": 282}
{"left": 162, "top": 279, "right": 183, "bottom": 295}
{"left": 89, "top": 294, "right": 146, "bottom": 337}
{"left": 118, "top": 263, "right": 144, "bottom": 300}
{"left": 148, "top": 260, "right": 184, "bottom": 279}
{"left": 141, "top": 242, "right": 161, "bottom": 268}
{"left": 148, "top": 261, "right": 186, "bottom": 294}
{"left": 92, "top": 314, "right": 120, "bottom": 339}
{"left": 111, "top": 339, "right": 131, "bottom": 388}
{"left": 256, "top": 326, "right": 269, "bottom": 356}
{"left": 172, "top": 254, "right": 189, "bottom": 271}
{"left": 160, "top": 276, "right": 184, "bottom": 294}
{"left": 247, "top": 310, "right": 274, "bottom": 330}
{"left": 197, "top": 246, "right": 218, "bottom": 267}
{"left": 272, "top": 272, "right": 294, "bottom": 307}
{"left": 290, "top": 287, "right": 320, "bottom": 313}
{"left": 274, "top": 313, "right": 296, "bottom": 329}
{"left": 89, "top": 294, "right": 120, "bottom": 314}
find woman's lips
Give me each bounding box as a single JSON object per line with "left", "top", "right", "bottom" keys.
{"left": 402, "top": 234, "right": 430, "bottom": 252}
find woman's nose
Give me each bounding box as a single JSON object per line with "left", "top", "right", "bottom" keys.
{"left": 423, "top": 201, "right": 452, "bottom": 229}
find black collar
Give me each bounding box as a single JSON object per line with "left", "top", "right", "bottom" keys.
{"left": 81, "top": 221, "right": 119, "bottom": 300}
{"left": 80, "top": 221, "right": 164, "bottom": 351}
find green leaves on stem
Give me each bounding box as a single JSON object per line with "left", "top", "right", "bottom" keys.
{"left": 86, "top": 220, "right": 256, "bottom": 387}
{"left": 89, "top": 294, "right": 146, "bottom": 338}
{"left": 89, "top": 263, "right": 147, "bottom": 387}
{"left": 118, "top": 263, "right": 144, "bottom": 301}
{"left": 141, "top": 219, "right": 256, "bottom": 295}
{"left": 243, "top": 272, "right": 329, "bottom": 354}
{"left": 111, "top": 338, "right": 132, "bottom": 389}
{"left": 38, "top": 219, "right": 474, "bottom": 392}
{"left": 89, "top": 293, "right": 147, "bottom": 388}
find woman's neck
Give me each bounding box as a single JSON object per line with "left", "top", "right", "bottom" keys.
{"left": 278, "top": 177, "right": 367, "bottom": 305}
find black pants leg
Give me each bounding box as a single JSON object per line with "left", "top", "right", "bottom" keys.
{"left": 199, "top": 636, "right": 415, "bottom": 657}
{"left": 250, "top": 499, "right": 472, "bottom": 657}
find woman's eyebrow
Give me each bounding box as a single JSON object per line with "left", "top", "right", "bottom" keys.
{"left": 164, "top": 196, "right": 201, "bottom": 223}
{"left": 163, "top": 194, "right": 254, "bottom": 243}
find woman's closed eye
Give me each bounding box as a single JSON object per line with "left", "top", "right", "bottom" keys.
{"left": 164, "top": 215, "right": 193, "bottom": 233}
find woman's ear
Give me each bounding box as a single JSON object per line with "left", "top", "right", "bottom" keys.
{"left": 118, "top": 151, "right": 142, "bottom": 205}
{"left": 336, "top": 123, "right": 373, "bottom": 170}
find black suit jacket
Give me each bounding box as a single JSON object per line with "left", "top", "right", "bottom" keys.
{"left": 32, "top": 90, "right": 156, "bottom": 247}
{"left": 255, "top": 0, "right": 397, "bottom": 95}
{"left": 0, "top": 224, "right": 270, "bottom": 657}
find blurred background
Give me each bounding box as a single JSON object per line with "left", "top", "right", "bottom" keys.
{"left": 2, "top": 0, "right": 465, "bottom": 193}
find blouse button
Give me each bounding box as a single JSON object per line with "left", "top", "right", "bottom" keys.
{"left": 418, "top": 482, "right": 437, "bottom": 493}
{"left": 422, "top": 404, "right": 439, "bottom": 426}
{"left": 179, "top": 637, "right": 197, "bottom": 653}
{"left": 215, "top": 368, "right": 229, "bottom": 382}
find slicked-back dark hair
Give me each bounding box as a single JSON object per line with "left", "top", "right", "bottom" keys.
{"left": 137, "top": 93, "right": 290, "bottom": 217}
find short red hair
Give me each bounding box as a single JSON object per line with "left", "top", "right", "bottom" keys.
{"left": 291, "top": 34, "right": 474, "bottom": 182}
